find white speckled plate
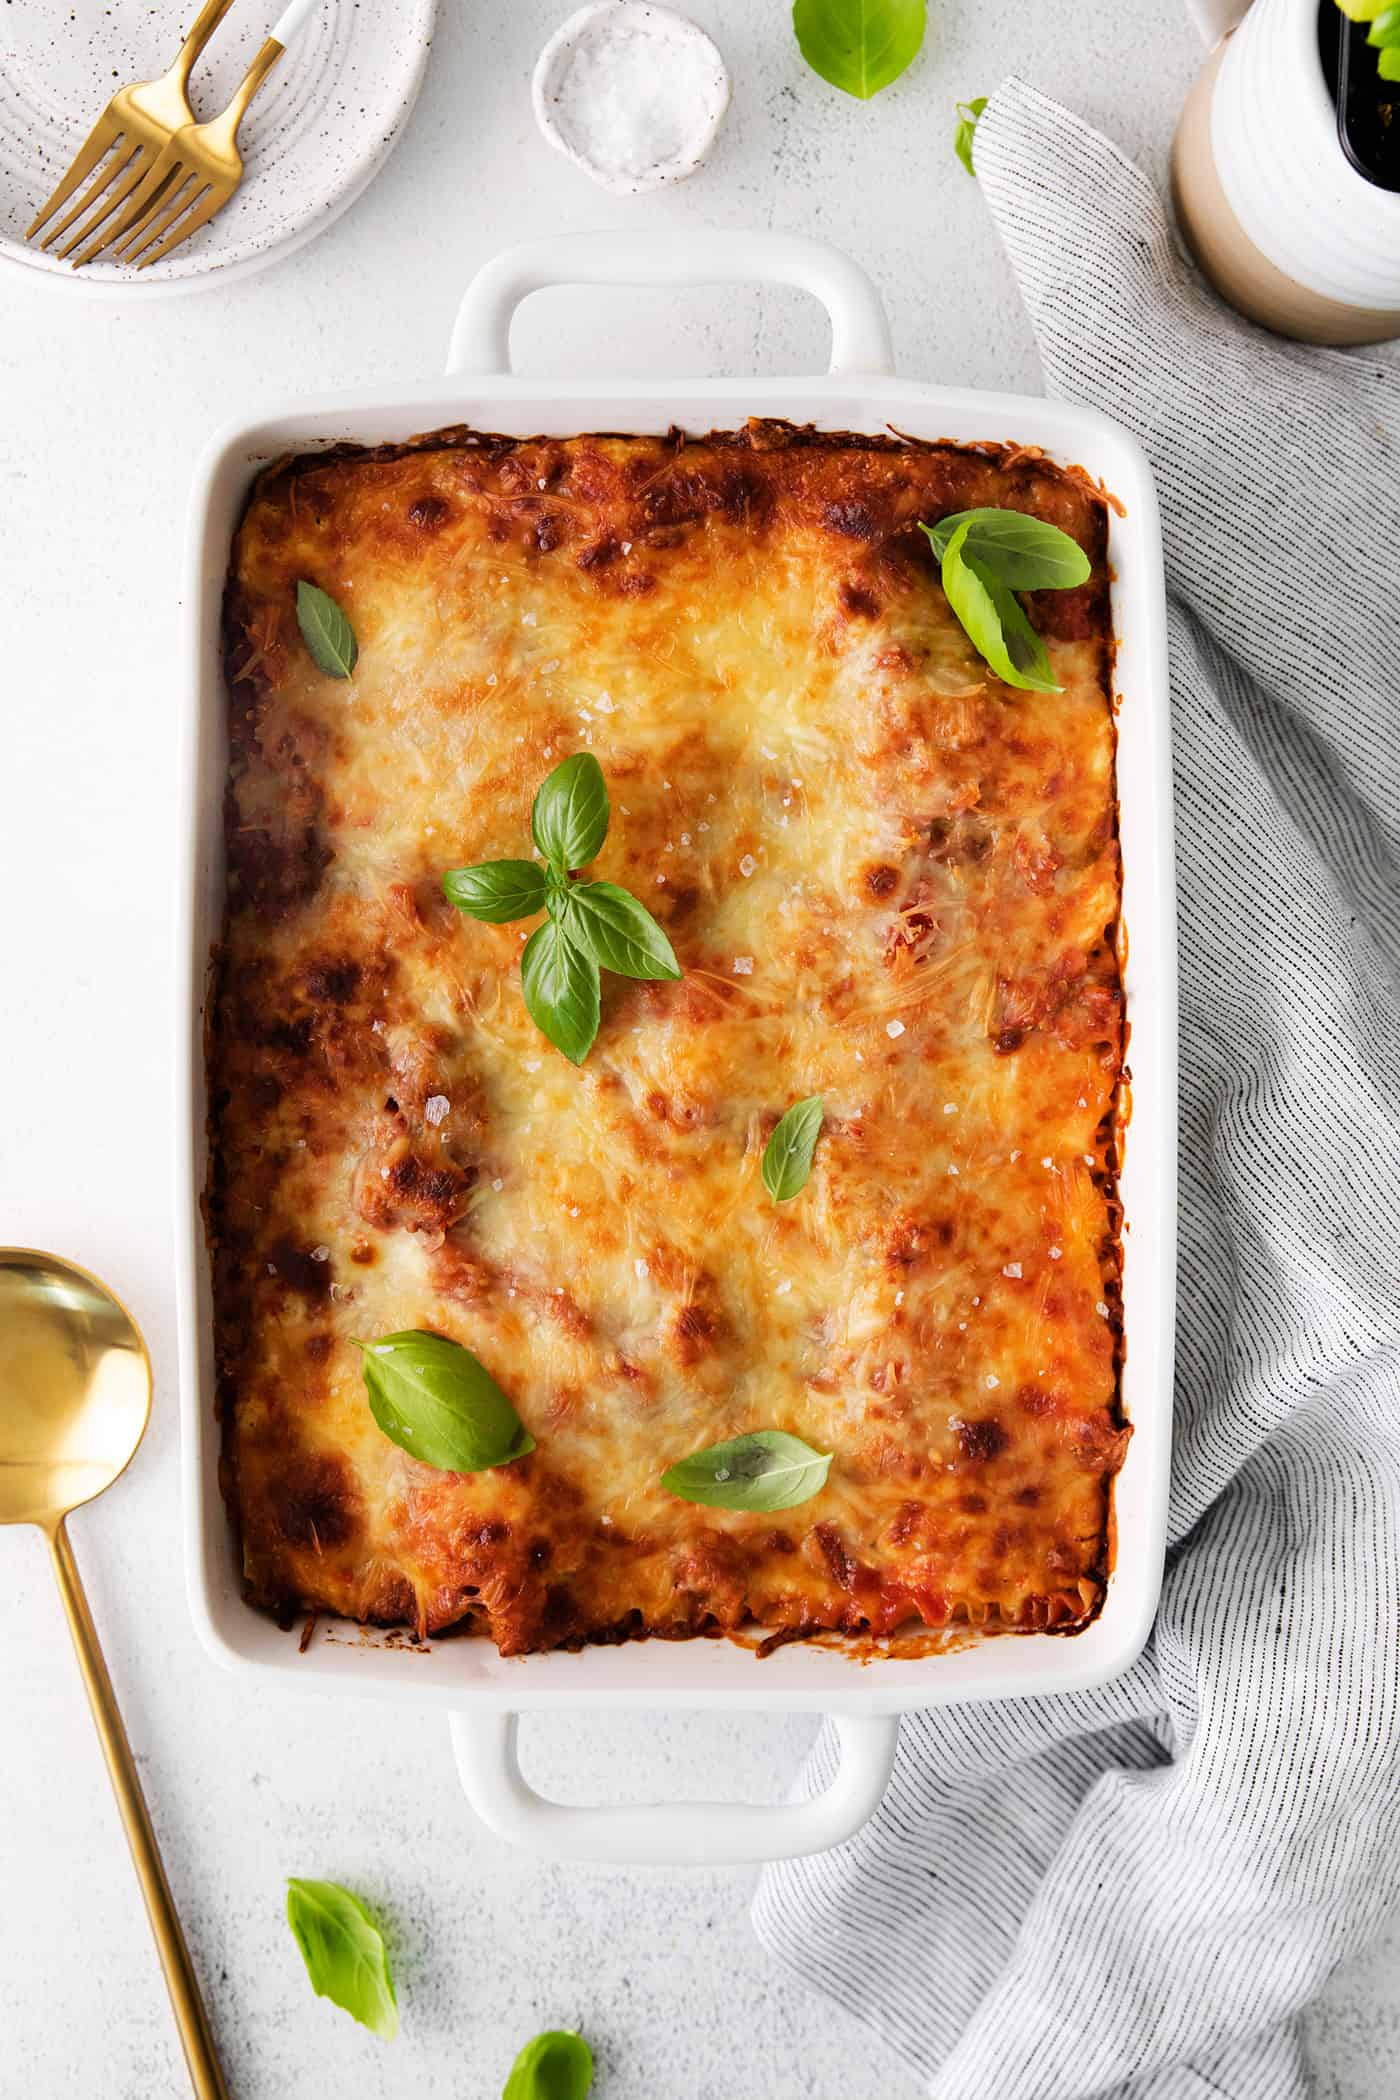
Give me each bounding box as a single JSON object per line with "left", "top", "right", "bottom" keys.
{"left": 0, "top": 0, "right": 436, "bottom": 297}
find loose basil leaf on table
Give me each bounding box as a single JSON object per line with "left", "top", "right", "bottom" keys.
{"left": 521, "top": 915, "right": 602, "bottom": 1065}
{"left": 953, "top": 95, "right": 987, "bottom": 176}
{"left": 565, "top": 880, "right": 681, "bottom": 981}
{"left": 503, "top": 2029, "right": 594, "bottom": 2100}
{"left": 285, "top": 1879, "right": 398, "bottom": 2040}
{"left": 762, "top": 1095, "right": 825, "bottom": 1201}
{"left": 662, "top": 1429, "right": 832, "bottom": 1512}
{"left": 792, "top": 0, "right": 926, "bottom": 99}
{"left": 441, "top": 860, "right": 550, "bottom": 923}
{"left": 921, "top": 507, "right": 1091, "bottom": 590}
{"left": 531, "top": 750, "right": 610, "bottom": 870}
{"left": 353, "top": 1331, "right": 534, "bottom": 1472}
{"left": 295, "top": 580, "right": 358, "bottom": 679}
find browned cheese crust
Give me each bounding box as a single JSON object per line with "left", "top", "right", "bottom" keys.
{"left": 209, "top": 421, "right": 1128, "bottom": 1656}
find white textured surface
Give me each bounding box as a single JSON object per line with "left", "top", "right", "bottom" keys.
{"left": 1, "top": 2, "right": 1395, "bottom": 2095}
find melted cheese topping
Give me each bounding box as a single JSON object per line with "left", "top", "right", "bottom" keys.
{"left": 210, "top": 424, "right": 1127, "bottom": 1656}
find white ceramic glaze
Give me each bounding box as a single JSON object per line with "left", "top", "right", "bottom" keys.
{"left": 176, "top": 229, "right": 1177, "bottom": 1864}
{"left": 0, "top": 0, "right": 436, "bottom": 298}
{"left": 1210, "top": 0, "right": 1400, "bottom": 313}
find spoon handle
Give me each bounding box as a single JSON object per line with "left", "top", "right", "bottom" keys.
{"left": 47, "top": 1517, "right": 230, "bottom": 2100}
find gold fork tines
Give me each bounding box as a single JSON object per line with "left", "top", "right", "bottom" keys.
{"left": 97, "top": 35, "right": 286, "bottom": 271}
{"left": 78, "top": 0, "right": 320, "bottom": 273}
{"left": 25, "top": 0, "right": 238, "bottom": 257}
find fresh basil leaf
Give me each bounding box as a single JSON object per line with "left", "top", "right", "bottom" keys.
{"left": 1367, "top": 2, "right": 1400, "bottom": 41}
{"left": 565, "top": 881, "right": 681, "bottom": 981}
{"left": 953, "top": 95, "right": 987, "bottom": 176}
{"left": 1380, "top": 43, "right": 1400, "bottom": 73}
{"left": 531, "top": 753, "right": 609, "bottom": 871}
{"left": 762, "top": 1095, "right": 824, "bottom": 1201}
{"left": 353, "top": 1331, "right": 534, "bottom": 1472}
{"left": 521, "top": 917, "right": 601, "bottom": 1064}
{"left": 920, "top": 509, "right": 1090, "bottom": 590}
{"left": 442, "top": 860, "right": 549, "bottom": 923}
{"left": 970, "top": 555, "right": 1059, "bottom": 692}
{"left": 295, "top": 581, "right": 358, "bottom": 679}
{"left": 662, "top": 1430, "right": 832, "bottom": 1512}
{"left": 940, "top": 523, "right": 1060, "bottom": 694}
{"left": 285, "top": 1879, "right": 397, "bottom": 2040}
{"left": 792, "top": 0, "right": 926, "bottom": 98}
{"left": 503, "top": 2030, "right": 594, "bottom": 2100}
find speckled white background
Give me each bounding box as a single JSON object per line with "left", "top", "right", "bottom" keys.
{"left": 2, "top": 4, "right": 1397, "bottom": 2095}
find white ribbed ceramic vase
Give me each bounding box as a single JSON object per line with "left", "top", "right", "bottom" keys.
{"left": 1173, "top": 0, "right": 1400, "bottom": 344}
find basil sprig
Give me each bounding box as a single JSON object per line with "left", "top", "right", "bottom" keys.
{"left": 919, "top": 507, "right": 1091, "bottom": 694}
{"left": 1360, "top": 2, "right": 1400, "bottom": 79}
{"left": 762, "top": 1096, "right": 824, "bottom": 1201}
{"left": 295, "top": 580, "right": 358, "bottom": 679}
{"left": 442, "top": 754, "right": 680, "bottom": 1065}
{"left": 353, "top": 1332, "right": 534, "bottom": 1472}
{"left": 503, "top": 2030, "right": 594, "bottom": 2100}
{"left": 662, "top": 1430, "right": 832, "bottom": 1512}
{"left": 953, "top": 95, "right": 987, "bottom": 176}
{"left": 286, "top": 1879, "right": 397, "bottom": 2040}
{"left": 792, "top": 0, "right": 925, "bottom": 99}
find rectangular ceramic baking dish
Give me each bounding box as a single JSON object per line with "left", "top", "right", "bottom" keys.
{"left": 175, "top": 230, "right": 1176, "bottom": 1865}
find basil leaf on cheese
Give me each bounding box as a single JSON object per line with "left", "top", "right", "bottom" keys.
{"left": 531, "top": 752, "right": 609, "bottom": 870}
{"left": 565, "top": 880, "right": 681, "bottom": 981}
{"left": 285, "top": 1879, "right": 398, "bottom": 2040}
{"left": 661, "top": 1430, "right": 832, "bottom": 1512}
{"left": 503, "top": 2029, "right": 594, "bottom": 2100}
{"left": 921, "top": 508, "right": 1090, "bottom": 590}
{"left": 295, "top": 581, "right": 358, "bottom": 679}
{"left": 353, "top": 1332, "right": 534, "bottom": 1472}
{"left": 938, "top": 521, "right": 1060, "bottom": 694}
{"left": 441, "top": 758, "right": 680, "bottom": 1062}
{"left": 521, "top": 916, "right": 601, "bottom": 1065}
{"left": 442, "top": 860, "right": 550, "bottom": 923}
{"left": 761, "top": 1095, "right": 824, "bottom": 1201}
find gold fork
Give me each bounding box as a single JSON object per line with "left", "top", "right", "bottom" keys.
{"left": 26, "top": 0, "right": 239, "bottom": 259}
{"left": 79, "top": 0, "right": 321, "bottom": 272}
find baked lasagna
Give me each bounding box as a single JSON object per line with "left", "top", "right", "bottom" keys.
{"left": 209, "top": 422, "right": 1127, "bottom": 1656}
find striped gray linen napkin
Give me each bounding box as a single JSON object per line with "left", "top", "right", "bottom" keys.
{"left": 754, "top": 78, "right": 1400, "bottom": 2100}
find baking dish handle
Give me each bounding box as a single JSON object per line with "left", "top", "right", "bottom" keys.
{"left": 448, "top": 1709, "right": 898, "bottom": 1864}
{"left": 445, "top": 230, "right": 895, "bottom": 381}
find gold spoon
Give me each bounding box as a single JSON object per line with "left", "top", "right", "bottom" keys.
{"left": 0, "top": 1248, "right": 229, "bottom": 2100}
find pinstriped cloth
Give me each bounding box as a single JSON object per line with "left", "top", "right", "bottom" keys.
{"left": 753, "top": 78, "right": 1400, "bottom": 2100}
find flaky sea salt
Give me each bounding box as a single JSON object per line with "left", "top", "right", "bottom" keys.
{"left": 1002, "top": 1262, "right": 1022, "bottom": 1279}
{"left": 424, "top": 1094, "right": 450, "bottom": 1125}
{"left": 732, "top": 957, "right": 754, "bottom": 975}
{"left": 985, "top": 1373, "right": 1000, "bottom": 1389}
{"left": 739, "top": 854, "right": 757, "bottom": 877}
{"left": 886, "top": 1018, "right": 905, "bottom": 1038}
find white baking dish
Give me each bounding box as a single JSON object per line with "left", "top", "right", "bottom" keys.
{"left": 175, "top": 231, "right": 1176, "bottom": 1865}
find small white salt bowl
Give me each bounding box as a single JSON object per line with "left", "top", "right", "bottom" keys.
{"left": 532, "top": 2, "right": 731, "bottom": 197}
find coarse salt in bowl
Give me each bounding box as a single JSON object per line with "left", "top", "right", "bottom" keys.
{"left": 532, "top": 1, "right": 731, "bottom": 196}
